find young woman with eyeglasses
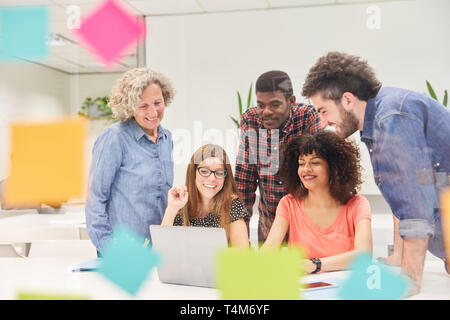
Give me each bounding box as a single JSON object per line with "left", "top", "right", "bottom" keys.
{"left": 161, "top": 144, "right": 249, "bottom": 247}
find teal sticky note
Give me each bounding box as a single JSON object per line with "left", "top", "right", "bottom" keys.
{"left": 0, "top": 6, "right": 49, "bottom": 60}
{"left": 98, "top": 225, "right": 160, "bottom": 296}
{"left": 338, "top": 253, "right": 410, "bottom": 300}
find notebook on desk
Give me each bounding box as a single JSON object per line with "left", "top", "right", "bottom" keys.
{"left": 149, "top": 225, "right": 228, "bottom": 288}
{"left": 71, "top": 258, "right": 102, "bottom": 272}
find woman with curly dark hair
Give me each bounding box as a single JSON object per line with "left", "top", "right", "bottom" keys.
{"left": 262, "top": 131, "right": 372, "bottom": 274}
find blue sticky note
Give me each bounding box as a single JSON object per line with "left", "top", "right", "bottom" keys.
{"left": 98, "top": 226, "right": 160, "bottom": 296}
{"left": 0, "top": 6, "right": 49, "bottom": 60}
{"left": 338, "top": 253, "right": 410, "bottom": 300}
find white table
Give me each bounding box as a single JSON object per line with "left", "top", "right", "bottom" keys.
{"left": 0, "top": 205, "right": 86, "bottom": 243}
{"left": 0, "top": 258, "right": 219, "bottom": 300}
{"left": 0, "top": 258, "right": 448, "bottom": 300}
{"left": 0, "top": 205, "right": 447, "bottom": 300}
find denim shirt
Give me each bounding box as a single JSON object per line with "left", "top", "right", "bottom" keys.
{"left": 85, "top": 118, "right": 174, "bottom": 253}
{"left": 361, "top": 87, "right": 450, "bottom": 259}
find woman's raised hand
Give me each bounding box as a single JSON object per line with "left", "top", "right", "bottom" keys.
{"left": 167, "top": 185, "right": 188, "bottom": 211}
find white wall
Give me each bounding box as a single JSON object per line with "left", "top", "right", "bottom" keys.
{"left": 0, "top": 62, "right": 71, "bottom": 180}
{"left": 0, "top": 64, "right": 121, "bottom": 185}
{"left": 69, "top": 72, "right": 122, "bottom": 150}
{"left": 69, "top": 72, "right": 124, "bottom": 186}
{"left": 69, "top": 72, "right": 122, "bottom": 115}
{"left": 145, "top": 0, "right": 450, "bottom": 195}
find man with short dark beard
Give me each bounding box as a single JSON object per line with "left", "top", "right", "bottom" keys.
{"left": 302, "top": 51, "right": 450, "bottom": 296}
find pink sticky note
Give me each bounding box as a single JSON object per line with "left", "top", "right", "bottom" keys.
{"left": 73, "top": 0, "right": 145, "bottom": 66}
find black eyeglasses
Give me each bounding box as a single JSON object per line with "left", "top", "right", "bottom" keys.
{"left": 196, "top": 167, "right": 228, "bottom": 179}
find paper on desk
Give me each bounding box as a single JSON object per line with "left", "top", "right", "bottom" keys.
{"left": 72, "top": 258, "right": 102, "bottom": 272}
{"left": 3, "top": 118, "right": 87, "bottom": 207}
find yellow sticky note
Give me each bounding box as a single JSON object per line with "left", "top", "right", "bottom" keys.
{"left": 216, "top": 247, "right": 305, "bottom": 300}
{"left": 3, "top": 118, "right": 87, "bottom": 207}
{"left": 441, "top": 188, "right": 450, "bottom": 268}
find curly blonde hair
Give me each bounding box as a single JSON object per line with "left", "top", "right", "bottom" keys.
{"left": 109, "top": 67, "right": 175, "bottom": 122}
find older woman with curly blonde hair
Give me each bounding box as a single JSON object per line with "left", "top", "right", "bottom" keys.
{"left": 86, "top": 68, "right": 175, "bottom": 255}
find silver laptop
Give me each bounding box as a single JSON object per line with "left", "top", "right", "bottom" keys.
{"left": 149, "top": 225, "right": 228, "bottom": 288}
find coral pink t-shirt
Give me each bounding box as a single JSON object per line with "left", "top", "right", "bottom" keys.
{"left": 277, "top": 194, "right": 371, "bottom": 259}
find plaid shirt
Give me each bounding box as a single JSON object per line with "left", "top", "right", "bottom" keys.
{"left": 235, "top": 104, "right": 321, "bottom": 242}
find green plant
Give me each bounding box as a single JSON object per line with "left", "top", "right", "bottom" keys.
{"left": 426, "top": 80, "right": 448, "bottom": 107}
{"left": 78, "top": 96, "right": 116, "bottom": 121}
{"left": 230, "top": 83, "right": 253, "bottom": 129}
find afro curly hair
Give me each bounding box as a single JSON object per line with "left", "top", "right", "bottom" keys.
{"left": 280, "top": 131, "right": 362, "bottom": 205}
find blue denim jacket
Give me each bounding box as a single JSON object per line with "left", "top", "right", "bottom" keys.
{"left": 85, "top": 118, "right": 174, "bottom": 253}
{"left": 361, "top": 87, "right": 450, "bottom": 259}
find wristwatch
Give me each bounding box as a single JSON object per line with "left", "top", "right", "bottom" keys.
{"left": 310, "top": 258, "right": 322, "bottom": 274}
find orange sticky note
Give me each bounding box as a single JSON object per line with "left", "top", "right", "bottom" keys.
{"left": 441, "top": 188, "right": 450, "bottom": 269}
{"left": 3, "top": 118, "right": 87, "bottom": 207}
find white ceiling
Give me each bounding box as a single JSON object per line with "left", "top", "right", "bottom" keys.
{"left": 0, "top": 0, "right": 406, "bottom": 74}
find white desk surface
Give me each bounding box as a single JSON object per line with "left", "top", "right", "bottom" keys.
{"left": 0, "top": 205, "right": 86, "bottom": 242}
{"left": 0, "top": 206, "right": 447, "bottom": 300}
{"left": 0, "top": 257, "right": 219, "bottom": 300}
{"left": 0, "top": 258, "right": 448, "bottom": 300}
{"left": 0, "top": 205, "right": 85, "bottom": 225}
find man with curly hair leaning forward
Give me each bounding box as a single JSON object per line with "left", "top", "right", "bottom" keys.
{"left": 301, "top": 51, "right": 450, "bottom": 295}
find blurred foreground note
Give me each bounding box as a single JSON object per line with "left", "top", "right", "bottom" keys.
{"left": 98, "top": 225, "right": 160, "bottom": 296}
{"left": 17, "top": 291, "right": 90, "bottom": 300}
{"left": 0, "top": 6, "right": 49, "bottom": 61}
{"left": 3, "top": 118, "right": 87, "bottom": 207}
{"left": 338, "top": 252, "right": 409, "bottom": 300}
{"left": 216, "top": 248, "right": 304, "bottom": 300}
{"left": 441, "top": 188, "right": 450, "bottom": 271}
{"left": 73, "top": 0, "right": 145, "bottom": 66}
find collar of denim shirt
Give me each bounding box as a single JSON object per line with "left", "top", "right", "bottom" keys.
{"left": 360, "top": 95, "right": 378, "bottom": 142}
{"left": 127, "top": 117, "right": 168, "bottom": 142}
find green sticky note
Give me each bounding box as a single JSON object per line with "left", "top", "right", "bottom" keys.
{"left": 98, "top": 225, "right": 160, "bottom": 296}
{"left": 17, "top": 291, "right": 90, "bottom": 300}
{"left": 216, "top": 248, "right": 305, "bottom": 300}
